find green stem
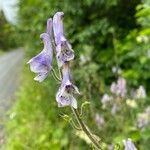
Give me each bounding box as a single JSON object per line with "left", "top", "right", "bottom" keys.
{"left": 72, "top": 108, "right": 103, "bottom": 150}
{"left": 52, "top": 68, "right": 61, "bottom": 82}
{"left": 70, "top": 119, "right": 82, "bottom": 131}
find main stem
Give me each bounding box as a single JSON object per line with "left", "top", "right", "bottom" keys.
{"left": 72, "top": 108, "right": 103, "bottom": 150}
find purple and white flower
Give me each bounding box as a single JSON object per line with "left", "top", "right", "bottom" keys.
{"left": 137, "top": 106, "right": 150, "bottom": 129}
{"left": 135, "top": 85, "right": 146, "bottom": 99}
{"left": 56, "top": 64, "right": 79, "bottom": 108}
{"left": 137, "top": 113, "right": 149, "bottom": 129}
{"left": 110, "top": 77, "right": 127, "bottom": 97}
{"left": 53, "top": 12, "right": 74, "bottom": 67}
{"left": 95, "top": 113, "right": 105, "bottom": 126}
{"left": 101, "top": 94, "right": 112, "bottom": 108}
{"left": 123, "top": 139, "right": 137, "bottom": 150}
{"left": 28, "top": 19, "right": 53, "bottom": 82}
{"left": 111, "top": 104, "right": 119, "bottom": 115}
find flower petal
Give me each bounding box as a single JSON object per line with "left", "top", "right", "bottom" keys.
{"left": 56, "top": 92, "right": 71, "bottom": 107}
{"left": 70, "top": 96, "right": 77, "bottom": 109}
{"left": 123, "top": 139, "right": 137, "bottom": 150}
{"left": 53, "top": 12, "right": 64, "bottom": 45}
{"left": 28, "top": 21, "right": 53, "bottom": 82}
{"left": 28, "top": 51, "right": 51, "bottom": 74}
{"left": 46, "top": 18, "right": 53, "bottom": 36}
{"left": 34, "top": 72, "right": 48, "bottom": 82}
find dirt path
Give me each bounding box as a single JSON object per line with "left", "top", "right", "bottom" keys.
{"left": 0, "top": 48, "right": 24, "bottom": 148}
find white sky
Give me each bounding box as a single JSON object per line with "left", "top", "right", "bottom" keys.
{"left": 0, "top": 0, "right": 18, "bottom": 24}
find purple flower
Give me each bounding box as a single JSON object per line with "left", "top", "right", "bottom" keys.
{"left": 56, "top": 64, "right": 79, "bottom": 108}
{"left": 123, "top": 139, "right": 137, "bottom": 150}
{"left": 137, "top": 106, "right": 150, "bottom": 129}
{"left": 117, "top": 77, "right": 127, "bottom": 96}
{"left": 28, "top": 19, "right": 53, "bottom": 82}
{"left": 110, "top": 77, "right": 127, "bottom": 97}
{"left": 28, "top": 34, "right": 53, "bottom": 83}
{"left": 53, "top": 12, "right": 74, "bottom": 67}
{"left": 111, "top": 104, "right": 119, "bottom": 115}
{"left": 101, "top": 94, "right": 112, "bottom": 109}
{"left": 135, "top": 85, "right": 146, "bottom": 99}
{"left": 137, "top": 113, "right": 149, "bottom": 129}
{"left": 95, "top": 113, "right": 105, "bottom": 126}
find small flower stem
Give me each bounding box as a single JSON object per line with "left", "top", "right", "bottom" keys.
{"left": 71, "top": 108, "right": 103, "bottom": 150}
{"left": 70, "top": 119, "right": 82, "bottom": 131}
{"left": 52, "top": 68, "right": 61, "bottom": 81}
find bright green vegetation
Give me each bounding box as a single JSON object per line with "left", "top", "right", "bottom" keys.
{"left": 0, "top": 12, "right": 20, "bottom": 51}
{"left": 5, "top": 68, "right": 89, "bottom": 149}
{"left": 5, "top": 0, "right": 150, "bottom": 149}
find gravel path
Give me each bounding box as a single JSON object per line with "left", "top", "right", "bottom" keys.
{"left": 0, "top": 49, "right": 24, "bottom": 148}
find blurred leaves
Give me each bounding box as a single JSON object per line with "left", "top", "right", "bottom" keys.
{"left": 0, "top": 11, "right": 20, "bottom": 50}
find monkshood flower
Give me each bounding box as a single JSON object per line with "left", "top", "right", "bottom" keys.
{"left": 110, "top": 82, "right": 117, "bottom": 94}
{"left": 56, "top": 63, "right": 80, "bottom": 108}
{"left": 110, "top": 77, "right": 127, "bottom": 97}
{"left": 95, "top": 113, "right": 105, "bottom": 126}
{"left": 28, "top": 33, "right": 53, "bottom": 82}
{"left": 28, "top": 19, "right": 53, "bottom": 82}
{"left": 101, "top": 93, "right": 112, "bottom": 109}
{"left": 123, "top": 139, "right": 137, "bottom": 150}
{"left": 111, "top": 104, "right": 119, "bottom": 115}
{"left": 137, "top": 106, "right": 150, "bottom": 129}
{"left": 115, "top": 77, "right": 127, "bottom": 97}
{"left": 137, "top": 113, "right": 149, "bottom": 129}
{"left": 53, "top": 12, "right": 74, "bottom": 67}
{"left": 135, "top": 85, "right": 146, "bottom": 99}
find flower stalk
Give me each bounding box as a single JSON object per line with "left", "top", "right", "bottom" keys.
{"left": 72, "top": 108, "right": 103, "bottom": 150}
{"left": 28, "top": 11, "right": 105, "bottom": 150}
{"left": 51, "top": 68, "right": 61, "bottom": 82}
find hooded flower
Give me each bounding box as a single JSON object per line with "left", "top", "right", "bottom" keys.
{"left": 95, "top": 113, "right": 105, "bottom": 126}
{"left": 27, "top": 33, "right": 53, "bottom": 82}
{"left": 56, "top": 64, "right": 79, "bottom": 108}
{"left": 123, "top": 139, "right": 137, "bottom": 150}
{"left": 101, "top": 93, "right": 112, "bottom": 109}
{"left": 137, "top": 106, "right": 150, "bottom": 129}
{"left": 110, "top": 77, "right": 127, "bottom": 97}
{"left": 53, "top": 12, "right": 74, "bottom": 67}
{"left": 28, "top": 19, "right": 53, "bottom": 82}
{"left": 111, "top": 104, "right": 119, "bottom": 115}
{"left": 137, "top": 113, "right": 149, "bottom": 129}
{"left": 135, "top": 85, "right": 146, "bottom": 99}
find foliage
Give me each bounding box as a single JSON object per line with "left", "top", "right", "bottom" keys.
{"left": 0, "top": 11, "right": 20, "bottom": 50}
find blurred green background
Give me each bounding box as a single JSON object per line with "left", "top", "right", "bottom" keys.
{"left": 0, "top": 0, "right": 150, "bottom": 149}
